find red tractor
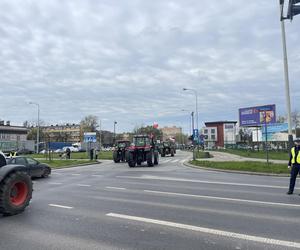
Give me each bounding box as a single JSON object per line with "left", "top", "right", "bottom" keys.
{"left": 126, "top": 135, "right": 159, "bottom": 167}
{"left": 113, "top": 140, "right": 131, "bottom": 163}
{"left": 0, "top": 151, "right": 32, "bottom": 216}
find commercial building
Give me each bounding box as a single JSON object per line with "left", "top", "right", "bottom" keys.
{"left": 42, "top": 124, "right": 81, "bottom": 143}
{"left": 0, "top": 120, "right": 34, "bottom": 152}
{"left": 203, "top": 121, "right": 237, "bottom": 148}
{"left": 160, "top": 126, "right": 182, "bottom": 141}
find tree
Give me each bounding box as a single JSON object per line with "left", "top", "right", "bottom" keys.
{"left": 80, "top": 115, "right": 98, "bottom": 140}
{"left": 291, "top": 110, "right": 300, "bottom": 128}
{"left": 276, "top": 115, "right": 286, "bottom": 123}
{"left": 133, "top": 125, "right": 163, "bottom": 140}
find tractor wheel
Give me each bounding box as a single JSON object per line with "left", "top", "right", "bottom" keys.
{"left": 147, "top": 151, "right": 154, "bottom": 167}
{"left": 113, "top": 151, "right": 120, "bottom": 163}
{"left": 0, "top": 171, "right": 32, "bottom": 216}
{"left": 42, "top": 167, "right": 51, "bottom": 178}
{"left": 171, "top": 149, "right": 175, "bottom": 157}
{"left": 128, "top": 153, "right": 136, "bottom": 168}
{"left": 154, "top": 151, "right": 159, "bottom": 165}
{"left": 161, "top": 152, "right": 165, "bottom": 157}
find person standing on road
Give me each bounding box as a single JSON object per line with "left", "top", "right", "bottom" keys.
{"left": 287, "top": 138, "right": 300, "bottom": 195}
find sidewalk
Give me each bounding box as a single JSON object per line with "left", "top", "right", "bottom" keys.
{"left": 202, "top": 151, "right": 287, "bottom": 164}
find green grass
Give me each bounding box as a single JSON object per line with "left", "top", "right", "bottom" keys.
{"left": 98, "top": 151, "right": 113, "bottom": 160}
{"left": 190, "top": 160, "right": 289, "bottom": 174}
{"left": 195, "top": 151, "right": 212, "bottom": 159}
{"left": 27, "top": 151, "right": 113, "bottom": 160}
{"left": 217, "top": 149, "right": 289, "bottom": 161}
{"left": 38, "top": 159, "right": 97, "bottom": 169}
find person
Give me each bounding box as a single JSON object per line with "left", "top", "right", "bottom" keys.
{"left": 287, "top": 138, "right": 300, "bottom": 195}
{"left": 66, "top": 147, "right": 71, "bottom": 160}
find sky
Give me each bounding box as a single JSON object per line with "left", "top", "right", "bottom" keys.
{"left": 0, "top": 0, "right": 299, "bottom": 134}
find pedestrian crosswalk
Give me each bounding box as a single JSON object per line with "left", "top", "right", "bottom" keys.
{"left": 159, "top": 158, "right": 190, "bottom": 164}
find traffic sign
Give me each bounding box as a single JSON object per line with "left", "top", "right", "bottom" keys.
{"left": 193, "top": 129, "right": 199, "bottom": 138}
{"left": 84, "top": 132, "right": 97, "bottom": 143}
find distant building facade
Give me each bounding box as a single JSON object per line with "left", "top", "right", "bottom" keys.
{"left": 160, "top": 126, "right": 182, "bottom": 141}
{"left": 42, "top": 124, "right": 81, "bottom": 143}
{"left": 203, "top": 121, "right": 237, "bottom": 148}
{"left": 0, "top": 120, "right": 34, "bottom": 152}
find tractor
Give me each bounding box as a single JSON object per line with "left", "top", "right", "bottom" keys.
{"left": 126, "top": 135, "right": 159, "bottom": 167}
{"left": 113, "top": 140, "right": 131, "bottom": 163}
{"left": 159, "top": 140, "right": 176, "bottom": 157}
{"left": 0, "top": 151, "right": 32, "bottom": 216}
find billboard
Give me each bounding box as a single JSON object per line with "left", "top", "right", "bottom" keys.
{"left": 239, "top": 104, "right": 276, "bottom": 126}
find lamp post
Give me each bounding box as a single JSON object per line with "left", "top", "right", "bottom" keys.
{"left": 113, "top": 121, "right": 117, "bottom": 145}
{"left": 181, "top": 109, "right": 194, "bottom": 135}
{"left": 29, "top": 102, "right": 40, "bottom": 153}
{"left": 279, "top": 0, "right": 300, "bottom": 150}
{"left": 183, "top": 88, "right": 199, "bottom": 131}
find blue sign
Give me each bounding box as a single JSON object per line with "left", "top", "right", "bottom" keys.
{"left": 262, "top": 123, "right": 288, "bottom": 134}
{"left": 193, "top": 129, "right": 199, "bottom": 138}
{"left": 84, "top": 132, "right": 97, "bottom": 143}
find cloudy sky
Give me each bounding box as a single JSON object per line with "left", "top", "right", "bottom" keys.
{"left": 0, "top": 0, "right": 299, "bottom": 133}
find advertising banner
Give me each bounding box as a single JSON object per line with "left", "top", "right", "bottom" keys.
{"left": 239, "top": 104, "right": 276, "bottom": 126}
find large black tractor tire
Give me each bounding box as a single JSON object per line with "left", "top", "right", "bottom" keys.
{"left": 154, "top": 151, "right": 159, "bottom": 165}
{"left": 0, "top": 171, "right": 33, "bottom": 216}
{"left": 147, "top": 151, "right": 154, "bottom": 167}
{"left": 171, "top": 149, "right": 175, "bottom": 157}
{"left": 161, "top": 152, "right": 165, "bottom": 157}
{"left": 42, "top": 167, "right": 51, "bottom": 178}
{"left": 128, "top": 153, "right": 136, "bottom": 168}
{"left": 121, "top": 151, "right": 126, "bottom": 162}
{"left": 113, "top": 151, "right": 121, "bottom": 163}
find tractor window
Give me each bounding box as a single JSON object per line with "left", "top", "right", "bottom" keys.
{"left": 118, "top": 143, "right": 126, "bottom": 147}
{"left": 134, "top": 137, "right": 150, "bottom": 146}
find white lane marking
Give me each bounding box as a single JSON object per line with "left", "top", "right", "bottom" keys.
{"left": 106, "top": 213, "right": 300, "bottom": 249}
{"left": 171, "top": 159, "right": 179, "bottom": 163}
{"left": 77, "top": 184, "right": 91, "bottom": 187}
{"left": 71, "top": 173, "right": 81, "bottom": 176}
{"left": 106, "top": 186, "right": 126, "bottom": 190}
{"left": 116, "top": 175, "right": 288, "bottom": 189}
{"left": 92, "top": 175, "right": 103, "bottom": 177}
{"left": 49, "top": 182, "right": 63, "bottom": 185}
{"left": 52, "top": 173, "right": 62, "bottom": 175}
{"left": 162, "top": 159, "right": 171, "bottom": 163}
{"left": 49, "top": 204, "right": 73, "bottom": 209}
{"left": 143, "top": 190, "right": 300, "bottom": 208}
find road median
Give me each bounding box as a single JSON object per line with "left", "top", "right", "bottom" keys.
{"left": 185, "top": 160, "right": 290, "bottom": 176}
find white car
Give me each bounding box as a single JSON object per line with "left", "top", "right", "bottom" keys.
{"left": 62, "top": 146, "right": 79, "bottom": 152}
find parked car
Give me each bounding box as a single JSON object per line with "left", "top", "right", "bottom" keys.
{"left": 62, "top": 146, "right": 79, "bottom": 152}
{"left": 7, "top": 156, "right": 51, "bottom": 178}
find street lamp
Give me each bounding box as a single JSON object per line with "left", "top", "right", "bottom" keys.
{"left": 181, "top": 109, "right": 194, "bottom": 135}
{"left": 113, "top": 121, "right": 117, "bottom": 144}
{"left": 29, "top": 102, "right": 40, "bottom": 153}
{"left": 279, "top": 0, "right": 299, "bottom": 150}
{"left": 183, "top": 88, "right": 199, "bottom": 131}
{"left": 181, "top": 109, "right": 196, "bottom": 160}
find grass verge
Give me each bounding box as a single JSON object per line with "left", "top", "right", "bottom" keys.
{"left": 38, "top": 159, "right": 98, "bottom": 169}
{"left": 215, "top": 149, "right": 289, "bottom": 161}
{"left": 195, "top": 151, "right": 212, "bottom": 159}
{"left": 190, "top": 160, "right": 289, "bottom": 174}
{"left": 28, "top": 151, "right": 113, "bottom": 160}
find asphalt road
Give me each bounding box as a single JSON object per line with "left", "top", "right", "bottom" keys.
{"left": 1, "top": 150, "right": 300, "bottom": 250}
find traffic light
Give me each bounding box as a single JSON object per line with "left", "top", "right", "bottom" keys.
{"left": 287, "top": 0, "right": 300, "bottom": 20}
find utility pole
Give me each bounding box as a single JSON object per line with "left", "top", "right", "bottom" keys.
{"left": 279, "top": 0, "right": 300, "bottom": 149}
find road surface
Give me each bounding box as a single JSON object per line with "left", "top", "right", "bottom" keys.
{"left": 0, "top": 150, "right": 299, "bottom": 250}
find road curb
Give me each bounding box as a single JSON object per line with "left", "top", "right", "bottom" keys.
{"left": 183, "top": 161, "right": 289, "bottom": 177}
{"left": 52, "top": 161, "right": 102, "bottom": 170}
